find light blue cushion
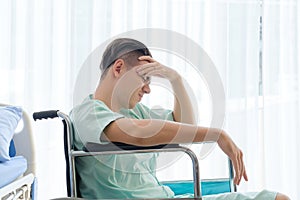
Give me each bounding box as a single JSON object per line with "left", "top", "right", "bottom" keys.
{"left": 0, "top": 106, "right": 22, "bottom": 162}
{"left": 163, "top": 179, "right": 231, "bottom": 196}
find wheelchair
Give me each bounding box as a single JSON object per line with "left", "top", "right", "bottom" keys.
{"left": 33, "top": 110, "right": 236, "bottom": 200}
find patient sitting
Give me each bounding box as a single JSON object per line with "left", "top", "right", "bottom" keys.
{"left": 70, "top": 38, "right": 289, "bottom": 199}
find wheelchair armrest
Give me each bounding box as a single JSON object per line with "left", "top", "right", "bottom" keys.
{"left": 83, "top": 142, "right": 180, "bottom": 152}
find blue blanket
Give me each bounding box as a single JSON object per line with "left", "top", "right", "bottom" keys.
{"left": 0, "top": 156, "right": 27, "bottom": 188}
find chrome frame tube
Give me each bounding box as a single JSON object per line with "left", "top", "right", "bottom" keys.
{"left": 57, "top": 112, "right": 76, "bottom": 197}
{"left": 228, "top": 159, "right": 237, "bottom": 192}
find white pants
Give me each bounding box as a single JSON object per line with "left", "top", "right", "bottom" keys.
{"left": 175, "top": 190, "right": 277, "bottom": 200}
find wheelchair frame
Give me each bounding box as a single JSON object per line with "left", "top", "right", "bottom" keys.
{"left": 33, "top": 110, "right": 236, "bottom": 199}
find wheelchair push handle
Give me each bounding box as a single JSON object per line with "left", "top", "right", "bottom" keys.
{"left": 33, "top": 110, "right": 59, "bottom": 121}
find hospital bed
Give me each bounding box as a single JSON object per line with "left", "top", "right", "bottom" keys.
{"left": 0, "top": 105, "right": 36, "bottom": 200}
{"left": 33, "top": 110, "right": 236, "bottom": 199}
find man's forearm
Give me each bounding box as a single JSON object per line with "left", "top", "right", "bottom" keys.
{"left": 106, "top": 118, "right": 222, "bottom": 146}
{"left": 171, "top": 76, "right": 196, "bottom": 125}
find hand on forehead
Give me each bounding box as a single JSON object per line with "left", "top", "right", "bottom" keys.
{"left": 120, "top": 66, "right": 149, "bottom": 86}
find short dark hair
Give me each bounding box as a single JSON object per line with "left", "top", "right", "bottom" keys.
{"left": 99, "top": 38, "right": 152, "bottom": 79}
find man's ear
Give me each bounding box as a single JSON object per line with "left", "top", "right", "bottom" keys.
{"left": 112, "top": 59, "right": 125, "bottom": 77}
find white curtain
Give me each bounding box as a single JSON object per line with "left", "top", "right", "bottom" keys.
{"left": 262, "top": 0, "right": 300, "bottom": 198}
{"left": 0, "top": 0, "right": 298, "bottom": 199}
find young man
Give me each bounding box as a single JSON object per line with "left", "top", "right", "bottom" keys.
{"left": 70, "top": 38, "right": 289, "bottom": 199}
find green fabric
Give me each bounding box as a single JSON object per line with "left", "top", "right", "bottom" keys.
{"left": 70, "top": 95, "right": 174, "bottom": 199}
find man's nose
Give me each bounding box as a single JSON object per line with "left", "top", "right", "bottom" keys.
{"left": 142, "top": 83, "right": 151, "bottom": 94}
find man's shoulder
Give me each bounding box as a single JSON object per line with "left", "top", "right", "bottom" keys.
{"left": 73, "top": 95, "right": 109, "bottom": 110}
{"left": 70, "top": 95, "right": 111, "bottom": 119}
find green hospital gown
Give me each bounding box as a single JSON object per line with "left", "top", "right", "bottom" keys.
{"left": 70, "top": 95, "right": 175, "bottom": 198}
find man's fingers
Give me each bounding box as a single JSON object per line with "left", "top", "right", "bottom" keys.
{"left": 232, "top": 156, "right": 240, "bottom": 185}
{"left": 136, "top": 63, "right": 166, "bottom": 79}
{"left": 232, "top": 151, "right": 249, "bottom": 185}
{"left": 136, "top": 63, "right": 158, "bottom": 75}
{"left": 241, "top": 154, "right": 246, "bottom": 183}
{"left": 243, "top": 166, "right": 249, "bottom": 181}
{"left": 238, "top": 153, "right": 243, "bottom": 185}
{"left": 138, "top": 55, "right": 154, "bottom": 62}
{"left": 239, "top": 151, "right": 248, "bottom": 183}
{"left": 217, "top": 133, "right": 248, "bottom": 185}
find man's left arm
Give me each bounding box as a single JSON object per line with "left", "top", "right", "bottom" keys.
{"left": 170, "top": 75, "right": 196, "bottom": 124}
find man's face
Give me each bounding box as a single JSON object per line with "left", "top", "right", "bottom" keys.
{"left": 112, "top": 60, "right": 151, "bottom": 109}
